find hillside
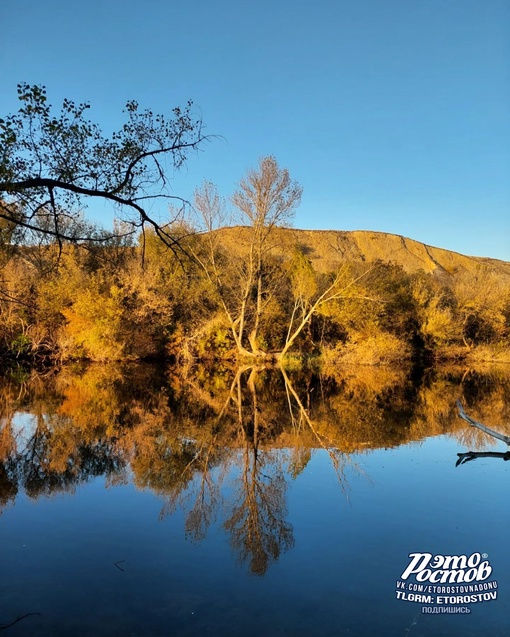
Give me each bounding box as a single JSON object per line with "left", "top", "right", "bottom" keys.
{"left": 215, "top": 226, "right": 510, "bottom": 277}
{"left": 2, "top": 224, "right": 510, "bottom": 365}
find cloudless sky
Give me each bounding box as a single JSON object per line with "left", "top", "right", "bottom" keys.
{"left": 1, "top": 0, "right": 509, "bottom": 259}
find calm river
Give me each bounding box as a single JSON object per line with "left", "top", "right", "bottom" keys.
{"left": 0, "top": 363, "right": 508, "bottom": 636}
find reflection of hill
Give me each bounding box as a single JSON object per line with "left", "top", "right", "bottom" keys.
{"left": 1, "top": 362, "right": 509, "bottom": 567}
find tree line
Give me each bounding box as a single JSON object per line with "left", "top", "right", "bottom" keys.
{"left": 1, "top": 173, "right": 509, "bottom": 366}
{"left": 1, "top": 85, "right": 509, "bottom": 367}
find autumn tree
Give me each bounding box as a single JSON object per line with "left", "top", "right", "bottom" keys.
{"left": 192, "top": 162, "right": 384, "bottom": 360}
{"left": 410, "top": 273, "right": 456, "bottom": 351}
{"left": 450, "top": 269, "right": 509, "bottom": 349}
{"left": 193, "top": 157, "right": 302, "bottom": 357}
{"left": 231, "top": 156, "right": 302, "bottom": 354}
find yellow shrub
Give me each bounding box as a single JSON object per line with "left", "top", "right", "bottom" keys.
{"left": 60, "top": 285, "right": 125, "bottom": 361}
{"left": 325, "top": 332, "right": 411, "bottom": 366}
{"left": 467, "top": 343, "right": 510, "bottom": 364}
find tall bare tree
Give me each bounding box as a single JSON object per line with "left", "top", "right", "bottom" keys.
{"left": 193, "top": 157, "right": 302, "bottom": 357}
{"left": 232, "top": 156, "right": 302, "bottom": 353}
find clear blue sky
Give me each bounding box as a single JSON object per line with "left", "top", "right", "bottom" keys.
{"left": 1, "top": 0, "right": 509, "bottom": 259}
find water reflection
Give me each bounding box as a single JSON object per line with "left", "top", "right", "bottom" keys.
{"left": 1, "top": 362, "right": 510, "bottom": 574}
{"left": 456, "top": 450, "right": 510, "bottom": 465}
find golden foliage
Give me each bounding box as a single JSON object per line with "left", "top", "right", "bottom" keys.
{"left": 326, "top": 332, "right": 411, "bottom": 366}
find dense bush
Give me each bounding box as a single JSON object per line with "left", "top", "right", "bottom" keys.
{"left": 1, "top": 231, "right": 509, "bottom": 366}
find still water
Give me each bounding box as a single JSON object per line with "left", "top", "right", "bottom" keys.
{"left": 0, "top": 363, "right": 508, "bottom": 636}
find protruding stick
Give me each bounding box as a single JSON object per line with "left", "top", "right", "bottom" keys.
{"left": 456, "top": 400, "right": 510, "bottom": 446}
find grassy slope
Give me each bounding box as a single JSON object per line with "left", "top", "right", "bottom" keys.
{"left": 215, "top": 226, "right": 510, "bottom": 276}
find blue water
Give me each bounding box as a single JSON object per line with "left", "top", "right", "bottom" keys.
{"left": 1, "top": 434, "right": 508, "bottom": 636}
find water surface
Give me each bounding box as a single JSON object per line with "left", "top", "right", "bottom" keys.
{"left": 0, "top": 363, "right": 508, "bottom": 636}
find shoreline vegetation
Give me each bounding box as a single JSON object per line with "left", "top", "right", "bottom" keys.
{"left": 0, "top": 88, "right": 508, "bottom": 371}
{"left": 1, "top": 221, "right": 509, "bottom": 370}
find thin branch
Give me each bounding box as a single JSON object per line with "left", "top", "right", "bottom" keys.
{"left": 0, "top": 613, "right": 41, "bottom": 630}
{"left": 456, "top": 400, "right": 510, "bottom": 445}
{"left": 1, "top": 178, "right": 192, "bottom": 256}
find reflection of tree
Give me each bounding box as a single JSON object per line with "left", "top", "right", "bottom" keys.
{"left": 1, "top": 362, "right": 510, "bottom": 570}
{"left": 456, "top": 451, "right": 510, "bottom": 466}
{"left": 0, "top": 368, "right": 130, "bottom": 511}
{"left": 0, "top": 464, "right": 17, "bottom": 514}
{"left": 145, "top": 429, "right": 227, "bottom": 539}
{"left": 168, "top": 366, "right": 295, "bottom": 573}
{"left": 281, "top": 366, "right": 355, "bottom": 491}
{"left": 2, "top": 413, "right": 125, "bottom": 501}
{"left": 221, "top": 367, "right": 294, "bottom": 575}
{"left": 184, "top": 457, "right": 221, "bottom": 542}
{"left": 225, "top": 446, "right": 293, "bottom": 575}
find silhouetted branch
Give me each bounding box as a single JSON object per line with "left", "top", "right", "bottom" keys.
{"left": 0, "top": 613, "right": 41, "bottom": 631}
{"left": 0, "top": 83, "right": 210, "bottom": 256}
{"left": 456, "top": 451, "right": 510, "bottom": 466}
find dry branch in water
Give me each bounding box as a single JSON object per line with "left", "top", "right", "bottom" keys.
{"left": 456, "top": 400, "right": 510, "bottom": 446}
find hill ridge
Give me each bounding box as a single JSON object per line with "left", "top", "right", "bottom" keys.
{"left": 216, "top": 226, "right": 510, "bottom": 276}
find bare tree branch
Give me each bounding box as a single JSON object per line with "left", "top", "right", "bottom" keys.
{"left": 0, "top": 83, "right": 210, "bottom": 254}
{"left": 457, "top": 400, "right": 510, "bottom": 445}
